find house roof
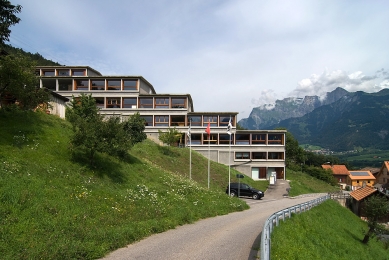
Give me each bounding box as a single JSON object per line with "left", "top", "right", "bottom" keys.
{"left": 383, "top": 161, "right": 389, "bottom": 171}
{"left": 321, "top": 164, "right": 349, "bottom": 175}
{"left": 348, "top": 170, "right": 376, "bottom": 180}
{"left": 360, "top": 167, "right": 380, "bottom": 175}
{"left": 350, "top": 186, "right": 377, "bottom": 201}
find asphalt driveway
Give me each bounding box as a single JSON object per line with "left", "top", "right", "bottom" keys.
{"left": 100, "top": 180, "right": 323, "bottom": 260}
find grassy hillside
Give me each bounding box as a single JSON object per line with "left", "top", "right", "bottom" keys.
{"left": 0, "top": 110, "right": 267, "bottom": 260}
{"left": 286, "top": 169, "right": 340, "bottom": 196}
{"left": 271, "top": 200, "right": 389, "bottom": 259}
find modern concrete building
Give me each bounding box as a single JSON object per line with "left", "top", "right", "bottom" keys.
{"left": 36, "top": 66, "right": 286, "bottom": 181}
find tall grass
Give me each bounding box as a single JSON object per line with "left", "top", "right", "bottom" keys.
{"left": 0, "top": 110, "right": 261, "bottom": 259}
{"left": 271, "top": 200, "right": 389, "bottom": 260}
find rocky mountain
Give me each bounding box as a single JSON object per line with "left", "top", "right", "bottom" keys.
{"left": 269, "top": 89, "right": 389, "bottom": 151}
{"left": 239, "top": 87, "right": 349, "bottom": 130}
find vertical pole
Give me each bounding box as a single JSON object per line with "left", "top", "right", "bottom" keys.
{"left": 208, "top": 138, "right": 210, "bottom": 189}
{"left": 189, "top": 118, "right": 192, "bottom": 180}
{"left": 228, "top": 131, "right": 231, "bottom": 196}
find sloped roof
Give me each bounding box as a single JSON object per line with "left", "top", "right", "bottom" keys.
{"left": 360, "top": 167, "right": 380, "bottom": 175}
{"left": 350, "top": 186, "right": 377, "bottom": 201}
{"left": 348, "top": 170, "right": 375, "bottom": 180}
{"left": 321, "top": 164, "right": 349, "bottom": 175}
{"left": 383, "top": 161, "right": 389, "bottom": 171}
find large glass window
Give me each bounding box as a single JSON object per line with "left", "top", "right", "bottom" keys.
{"left": 139, "top": 98, "right": 153, "bottom": 108}
{"left": 252, "top": 152, "right": 266, "bottom": 159}
{"left": 188, "top": 116, "right": 201, "bottom": 126}
{"left": 252, "top": 134, "right": 266, "bottom": 144}
{"left": 236, "top": 134, "right": 250, "bottom": 145}
{"left": 203, "top": 133, "right": 218, "bottom": 145}
{"left": 155, "top": 115, "right": 169, "bottom": 126}
{"left": 235, "top": 152, "right": 250, "bottom": 159}
{"left": 41, "top": 79, "right": 56, "bottom": 90}
{"left": 94, "top": 97, "right": 104, "bottom": 109}
{"left": 107, "top": 80, "right": 121, "bottom": 90}
{"left": 171, "top": 97, "right": 186, "bottom": 108}
{"left": 140, "top": 116, "right": 153, "bottom": 126}
{"left": 219, "top": 116, "right": 231, "bottom": 127}
{"left": 123, "top": 98, "right": 137, "bottom": 108}
{"left": 268, "top": 134, "right": 284, "bottom": 145}
{"left": 57, "top": 69, "right": 70, "bottom": 76}
{"left": 171, "top": 115, "right": 185, "bottom": 126}
{"left": 43, "top": 70, "right": 55, "bottom": 76}
{"left": 58, "top": 79, "right": 72, "bottom": 91}
{"left": 203, "top": 115, "right": 218, "bottom": 127}
{"left": 106, "top": 97, "right": 121, "bottom": 108}
{"left": 190, "top": 134, "right": 201, "bottom": 145}
{"left": 123, "top": 80, "right": 137, "bottom": 90}
{"left": 75, "top": 79, "right": 89, "bottom": 90}
{"left": 91, "top": 80, "right": 105, "bottom": 90}
{"left": 155, "top": 97, "right": 169, "bottom": 108}
{"left": 268, "top": 152, "right": 284, "bottom": 159}
{"left": 72, "top": 69, "right": 85, "bottom": 76}
{"left": 219, "top": 134, "right": 233, "bottom": 144}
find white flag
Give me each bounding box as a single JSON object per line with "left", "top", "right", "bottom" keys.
{"left": 227, "top": 118, "right": 232, "bottom": 135}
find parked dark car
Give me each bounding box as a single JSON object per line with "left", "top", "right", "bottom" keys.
{"left": 226, "top": 183, "right": 264, "bottom": 200}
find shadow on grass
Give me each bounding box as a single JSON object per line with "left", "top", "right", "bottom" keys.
{"left": 344, "top": 228, "right": 364, "bottom": 244}
{"left": 71, "top": 151, "right": 143, "bottom": 183}
{"left": 157, "top": 146, "right": 181, "bottom": 157}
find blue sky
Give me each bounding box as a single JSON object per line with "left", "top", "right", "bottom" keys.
{"left": 8, "top": 0, "right": 389, "bottom": 119}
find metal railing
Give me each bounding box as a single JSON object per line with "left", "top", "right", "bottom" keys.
{"left": 260, "top": 195, "right": 330, "bottom": 260}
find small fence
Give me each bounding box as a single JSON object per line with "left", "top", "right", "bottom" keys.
{"left": 260, "top": 195, "right": 330, "bottom": 260}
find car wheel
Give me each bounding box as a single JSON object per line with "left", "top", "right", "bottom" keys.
{"left": 229, "top": 190, "right": 237, "bottom": 197}
{"left": 252, "top": 194, "right": 259, "bottom": 200}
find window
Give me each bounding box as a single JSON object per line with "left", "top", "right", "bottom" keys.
{"left": 140, "top": 115, "right": 153, "bottom": 126}
{"left": 94, "top": 97, "right": 104, "bottom": 108}
{"left": 72, "top": 69, "right": 85, "bottom": 76}
{"left": 41, "top": 79, "right": 56, "bottom": 90}
{"left": 268, "top": 152, "right": 284, "bottom": 160}
{"left": 57, "top": 69, "right": 70, "bottom": 76}
{"left": 203, "top": 115, "right": 218, "bottom": 127}
{"left": 203, "top": 133, "right": 218, "bottom": 145}
{"left": 106, "top": 98, "right": 121, "bottom": 108}
{"left": 252, "top": 134, "right": 266, "bottom": 144}
{"left": 219, "top": 134, "right": 233, "bottom": 144}
{"left": 139, "top": 98, "right": 153, "bottom": 108}
{"left": 155, "top": 115, "right": 169, "bottom": 126}
{"left": 107, "top": 80, "right": 121, "bottom": 90}
{"left": 58, "top": 79, "right": 72, "bottom": 91}
{"left": 43, "top": 70, "right": 55, "bottom": 76}
{"left": 188, "top": 116, "right": 201, "bottom": 126}
{"left": 123, "top": 80, "right": 137, "bottom": 90}
{"left": 268, "top": 134, "right": 284, "bottom": 145}
{"left": 171, "top": 115, "right": 185, "bottom": 126}
{"left": 219, "top": 116, "right": 231, "bottom": 127}
{"left": 75, "top": 79, "right": 89, "bottom": 90}
{"left": 171, "top": 97, "right": 186, "bottom": 108}
{"left": 91, "top": 80, "right": 105, "bottom": 90}
{"left": 235, "top": 152, "right": 250, "bottom": 159}
{"left": 155, "top": 97, "right": 170, "bottom": 108}
{"left": 122, "top": 98, "right": 137, "bottom": 108}
{"left": 252, "top": 152, "right": 266, "bottom": 159}
{"left": 190, "top": 134, "right": 201, "bottom": 145}
{"left": 236, "top": 134, "right": 250, "bottom": 145}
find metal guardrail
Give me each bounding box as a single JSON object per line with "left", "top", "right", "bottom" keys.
{"left": 260, "top": 195, "right": 330, "bottom": 260}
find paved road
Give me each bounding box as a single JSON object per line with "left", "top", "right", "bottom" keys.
{"left": 100, "top": 180, "right": 324, "bottom": 260}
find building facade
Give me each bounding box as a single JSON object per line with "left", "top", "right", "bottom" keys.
{"left": 36, "top": 66, "right": 286, "bottom": 180}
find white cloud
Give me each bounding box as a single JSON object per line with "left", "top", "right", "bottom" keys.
{"left": 8, "top": 0, "right": 389, "bottom": 120}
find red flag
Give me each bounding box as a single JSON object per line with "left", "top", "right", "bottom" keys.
{"left": 205, "top": 122, "right": 210, "bottom": 136}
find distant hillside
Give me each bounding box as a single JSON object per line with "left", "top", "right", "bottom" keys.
{"left": 270, "top": 89, "right": 389, "bottom": 151}
{"left": 239, "top": 87, "right": 349, "bottom": 130}
{"left": 2, "top": 44, "right": 61, "bottom": 66}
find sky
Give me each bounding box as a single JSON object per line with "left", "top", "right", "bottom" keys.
{"left": 8, "top": 0, "right": 389, "bottom": 120}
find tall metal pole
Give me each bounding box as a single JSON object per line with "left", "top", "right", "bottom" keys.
{"left": 228, "top": 132, "right": 231, "bottom": 196}
{"left": 189, "top": 118, "right": 192, "bottom": 180}
{"left": 208, "top": 138, "right": 210, "bottom": 189}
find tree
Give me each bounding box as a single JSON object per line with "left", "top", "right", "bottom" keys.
{"left": 158, "top": 127, "right": 181, "bottom": 146}
{"left": 0, "top": 53, "right": 49, "bottom": 109}
{"left": 66, "top": 94, "right": 147, "bottom": 164}
{"left": 0, "top": 0, "right": 21, "bottom": 46}
{"left": 362, "top": 195, "right": 389, "bottom": 244}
